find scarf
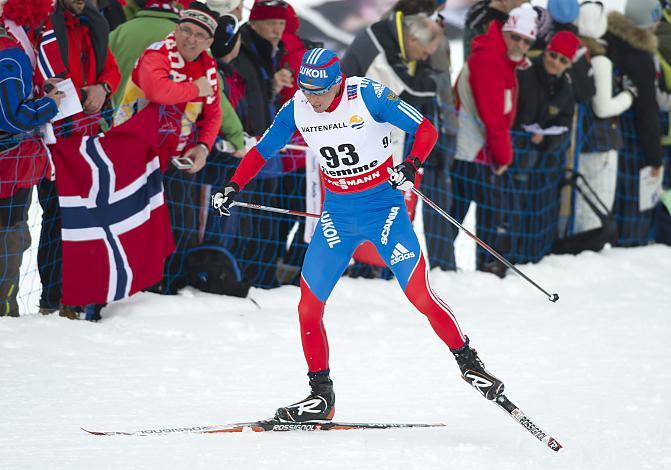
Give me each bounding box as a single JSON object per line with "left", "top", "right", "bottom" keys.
{"left": 116, "top": 32, "right": 218, "bottom": 165}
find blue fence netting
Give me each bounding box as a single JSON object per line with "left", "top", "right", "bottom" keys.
{"left": 2, "top": 103, "right": 670, "bottom": 315}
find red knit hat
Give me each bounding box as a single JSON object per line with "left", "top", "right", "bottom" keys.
{"left": 249, "top": 0, "right": 288, "bottom": 22}
{"left": 284, "top": 3, "right": 299, "bottom": 34}
{"left": 546, "top": 31, "right": 581, "bottom": 62}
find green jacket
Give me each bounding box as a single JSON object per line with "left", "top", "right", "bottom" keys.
{"left": 657, "top": 11, "right": 671, "bottom": 67}
{"left": 123, "top": 0, "right": 142, "bottom": 20}
{"left": 109, "top": 8, "right": 244, "bottom": 149}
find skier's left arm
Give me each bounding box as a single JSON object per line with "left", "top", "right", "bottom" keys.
{"left": 361, "top": 81, "right": 438, "bottom": 190}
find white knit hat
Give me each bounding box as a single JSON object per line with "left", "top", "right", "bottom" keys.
{"left": 625, "top": 0, "right": 662, "bottom": 28}
{"left": 502, "top": 3, "right": 538, "bottom": 39}
{"left": 206, "top": 0, "right": 242, "bottom": 15}
{"left": 576, "top": 1, "right": 608, "bottom": 39}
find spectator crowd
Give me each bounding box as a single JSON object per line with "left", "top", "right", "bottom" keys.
{"left": 1, "top": 0, "right": 670, "bottom": 319}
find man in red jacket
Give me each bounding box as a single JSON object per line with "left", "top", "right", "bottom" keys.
{"left": 116, "top": 1, "right": 221, "bottom": 172}
{"left": 34, "top": 0, "right": 122, "bottom": 317}
{"left": 36, "top": 0, "right": 121, "bottom": 138}
{"left": 115, "top": 1, "right": 222, "bottom": 295}
{"left": 451, "top": 3, "right": 537, "bottom": 274}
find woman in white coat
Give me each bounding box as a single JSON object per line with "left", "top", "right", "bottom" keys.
{"left": 574, "top": 1, "right": 636, "bottom": 234}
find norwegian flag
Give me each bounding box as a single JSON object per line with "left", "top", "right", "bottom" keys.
{"left": 49, "top": 104, "right": 175, "bottom": 306}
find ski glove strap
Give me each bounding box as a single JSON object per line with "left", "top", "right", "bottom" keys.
{"left": 387, "top": 157, "right": 421, "bottom": 190}
{"left": 211, "top": 182, "right": 240, "bottom": 216}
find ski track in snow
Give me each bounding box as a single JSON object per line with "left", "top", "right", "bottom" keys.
{"left": 2, "top": 245, "right": 670, "bottom": 469}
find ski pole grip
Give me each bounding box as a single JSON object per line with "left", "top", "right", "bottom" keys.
{"left": 549, "top": 293, "right": 559, "bottom": 303}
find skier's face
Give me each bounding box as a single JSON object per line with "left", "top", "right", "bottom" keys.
{"left": 304, "top": 84, "right": 340, "bottom": 113}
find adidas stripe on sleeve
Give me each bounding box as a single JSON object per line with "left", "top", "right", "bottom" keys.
{"left": 359, "top": 78, "right": 423, "bottom": 136}
{"left": 255, "top": 98, "right": 298, "bottom": 160}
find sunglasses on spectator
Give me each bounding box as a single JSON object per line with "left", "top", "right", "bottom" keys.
{"left": 548, "top": 51, "right": 570, "bottom": 65}
{"left": 177, "top": 24, "right": 212, "bottom": 42}
{"left": 509, "top": 33, "right": 534, "bottom": 46}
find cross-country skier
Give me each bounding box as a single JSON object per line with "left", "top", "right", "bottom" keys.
{"left": 212, "top": 48, "right": 505, "bottom": 422}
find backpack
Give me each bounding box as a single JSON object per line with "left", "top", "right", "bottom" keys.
{"left": 185, "top": 245, "right": 251, "bottom": 298}
{"left": 553, "top": 171, "right": 618, "bottom": 254}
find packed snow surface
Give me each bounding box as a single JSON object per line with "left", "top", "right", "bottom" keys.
{"left": 2, "top": 245, "right": 670, "bottom": 469}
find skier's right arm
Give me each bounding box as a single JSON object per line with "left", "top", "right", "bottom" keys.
{"left": 212, "top": 99, "right": 297, "bottom": 215}
{"left": 229, "top": 98, "right": 297, "bottom": 189}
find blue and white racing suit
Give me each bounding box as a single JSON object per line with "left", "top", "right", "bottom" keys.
{"left": 242, "top": 76, "right": 467, "bottom": 371}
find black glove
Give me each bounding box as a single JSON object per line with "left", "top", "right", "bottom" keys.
{"left": 211, "top": 182, "right": 239, "bottom": 216}
{"left": 387, "top": 157, "right": 420, "bottom": 190}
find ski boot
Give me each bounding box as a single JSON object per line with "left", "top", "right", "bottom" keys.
{"left": 275, "top": 370, "right": 335, "bottom": 422}
{"left": 451, "top": 338, "right": 504, "bottom": 400}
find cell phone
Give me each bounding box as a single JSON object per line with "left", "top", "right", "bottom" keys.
{"left": 44, "top": 73, "right": 67, "bottom": 93}
{"left": 172, "top": 156, "right": 194, "bottom": 170}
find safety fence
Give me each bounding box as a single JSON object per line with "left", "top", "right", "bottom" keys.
{"left": 1, "top": 105, "right": 670, "bottom": 315}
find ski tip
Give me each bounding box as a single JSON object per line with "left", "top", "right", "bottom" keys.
{"left": 547, "top": 437, "right": 563, "bottom": 452}
{"left": 81, "top": 427, "right": 133, "bottom": 436}
{"left": 81, "top": 427, "right": 104, "bottom": 435}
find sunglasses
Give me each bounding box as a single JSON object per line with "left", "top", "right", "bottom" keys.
{"left": 300, "top": 85, "right": 333, "bottom": 96}
{"left": 548, "top": 51, "right": 570, "bottom": 65}
{"left": 509, "top": 33, "right": 534, "bottom": 47}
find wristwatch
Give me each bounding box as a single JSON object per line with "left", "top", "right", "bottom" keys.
{"left": 100, "top": 82, "right": 112, "bottom": 95}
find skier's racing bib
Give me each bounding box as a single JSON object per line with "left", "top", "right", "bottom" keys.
{"left": 293, "top": 77, "right": 395, "bottom": 193}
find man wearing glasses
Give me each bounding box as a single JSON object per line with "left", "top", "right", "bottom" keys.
{"left": 455, "top": 3, "right": 537, "bottom": 176}
{"left": 450, "top": 3, "right": 537, "bottom": 276}
{"left": 212, "top": 48, "right": 506, "bottom": 422}
{"left": 116, "top": 1, "right": 222, "bottom": 173}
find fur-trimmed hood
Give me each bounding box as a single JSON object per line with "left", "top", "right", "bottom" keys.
{"left": 607, "top": 11, "right": 658, "bottom": 52}
{"left": 580, "top": 36, "right": 607, "bottom": 56}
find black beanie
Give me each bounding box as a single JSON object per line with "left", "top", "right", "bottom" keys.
{"left": 179, "top": 1, "right": 220, "bottom": 37}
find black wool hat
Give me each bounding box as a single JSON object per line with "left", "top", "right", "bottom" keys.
{"left": 180, "top": 1, "right": 220, "bottom": 37}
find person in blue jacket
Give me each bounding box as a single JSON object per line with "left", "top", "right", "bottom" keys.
{"left": 213, "top": 48, "right": 505, "bottom": 422}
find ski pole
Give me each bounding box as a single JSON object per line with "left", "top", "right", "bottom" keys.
{"left": 411, "top": 187, "right": 559, "bottom": 303}
{"left": 283, "top": 144, "right": 309, "bottom": 152}
{"left": 232, "top": 201, "right": 321, "bottom": 219}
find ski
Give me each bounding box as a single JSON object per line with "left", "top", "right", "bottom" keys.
{"left": 494, "top": 394, "right": 562, "bottom": 452}
{"left": 82, "top": 420, "right": 445, "bottom": 436}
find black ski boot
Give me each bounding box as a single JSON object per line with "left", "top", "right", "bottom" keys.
{"left": 451, "top": 338, "right": 504, "bottom": 400}
{"left": 275, "top": 370, "right": 335, "bottom": 422}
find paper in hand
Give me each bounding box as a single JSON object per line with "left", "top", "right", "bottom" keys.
{"left": 639, "top": 166, "right": 663, "bottom": 212}
{"left": 52, "top": 79, "right": 83, "bottom": 122}
{"left": 521, "top": 123, "right": 569, "bottom": 136}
